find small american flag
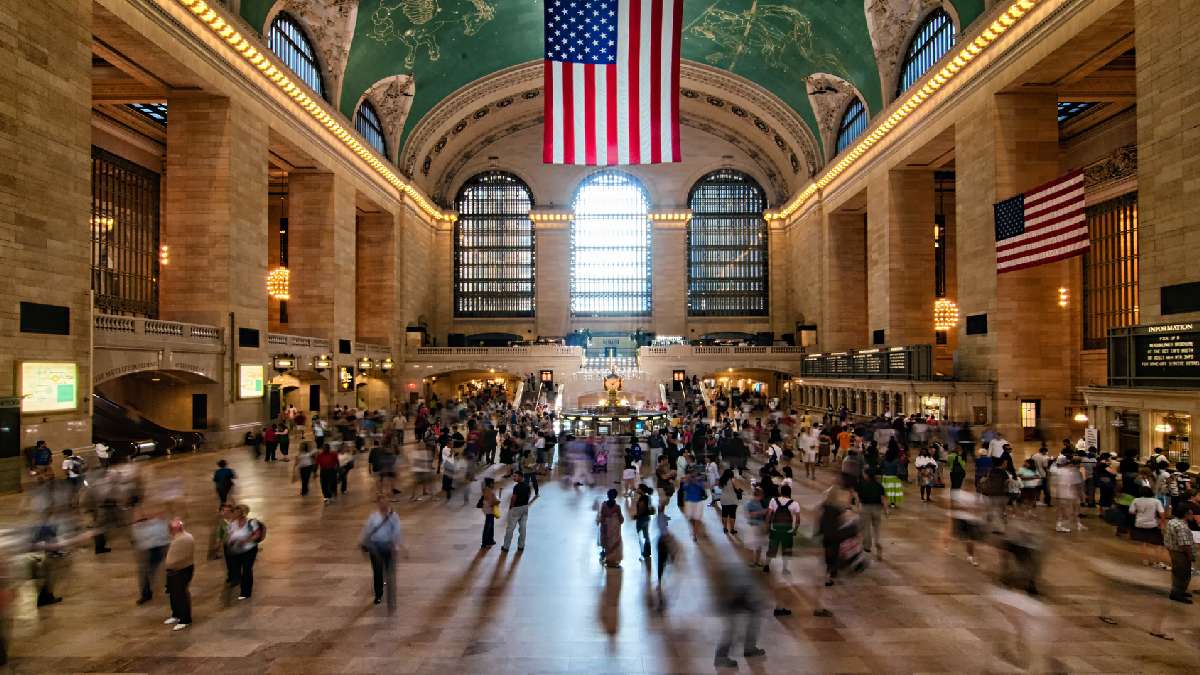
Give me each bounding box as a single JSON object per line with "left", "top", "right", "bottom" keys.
{"left": 993, "top": 171, "right": 1089, "bottom": 273}
{"left": 543, "top": 0, "right": 682, "bottom": 165}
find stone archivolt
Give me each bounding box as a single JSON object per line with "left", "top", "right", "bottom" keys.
{"left": 805, "top": 73, "right": 867, "bottom": 161}
{"left": 864, "top": 0, "right": 948, "bottom": 104}
{"left": 265, "top": 0, "right": 360, "bottom": 106}
{"left": 359, "top": 74, "right": 416, "bottom": 163}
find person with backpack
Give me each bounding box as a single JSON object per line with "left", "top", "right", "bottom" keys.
{"left": 225, "top": 505, "right": 264, "bottom": 601}
{"left": 946, "top": 445, "right": 968, "bottom": 491}
{"left": 61, "top": 450, "right": 85, "bottom": 506}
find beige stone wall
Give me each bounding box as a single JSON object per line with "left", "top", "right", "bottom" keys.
{"left": 0, "top": 0, "right": 95, "bottom": 451}
{"left": 534, "top": 221, "right": 570, "bottom": 338}
{"left": 355, "top": 208, "right": 399, "bottom": 345}
{"left": 651, "top": 219, "right": 687, "bottom": 337}
{"left": 287, "top": 171, "right": 356, "bottom": 343}
{"left": 822, "top": 210, "right": 868, "bottom": 351}
{"left": 1135, "top": 0, "right": 1200, "bottom": 324}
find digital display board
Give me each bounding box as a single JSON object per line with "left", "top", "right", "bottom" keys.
{"left": 19, "top": 362, "right": 78, "bottom": 413}
{"left": 238, "top": 364, "right": 265, "bottom": 399}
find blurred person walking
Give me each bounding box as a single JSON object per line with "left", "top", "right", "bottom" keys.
{"left": 263, "top": 424, "right": 278, "bottom": 462}
{"left": 1164, "top": 503, "right": 1196, "bottom": 603}
{"left": 360, "top": 496, "right": 403, "bottom": 611}
{"left": 597, "top": 488, "right": 624, "bottom": 567}
{"left": 713, "top": 560, "right": 766, "bottom": 668}
{"left": 132, "top": 508, "right": 170, "bottom": 605}
{"left": 163, "top": 519, "right": 194, "bottom": 630}
{"left": 212, "top": 459, "right": 235, "bottom": 506}
{"left": 316, "top": 443, "right": 340, "bottom": 504}
{"left": 635, "top": 484, "right": 654, "bottom": 560}
{"left": 855, "top": 469, "right": 888, "bottom": 560}
{"left": 293, "top": 441, "right": 316, "bottom": 496}
{"left": 225, "top": 505, "right": 264, "bottom": 601}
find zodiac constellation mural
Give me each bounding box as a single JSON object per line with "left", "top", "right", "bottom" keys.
{"left": 686, "top": 0, "right": 846, "bottom": 75}
{"left": 366, "top": 0, "right": 496, "bottom": 69}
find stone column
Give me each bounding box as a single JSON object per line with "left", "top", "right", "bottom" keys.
{"left": 1135, "top": 0, "right": 1200, "bottom": 323}
{"left": 534, "top": 216, "right": 571, "bottom": 338}
{"left": 866, "top": 168, "right": 936, "bottom": 346}
{"left": 163, "top": 93, "right": 269, "bottom": 443}
{"left": 651, "top": 213, "right": 688, "bottom": 337}
{"left": 956, "top": 92, "right": 1073, "bottom": 441}
{"left": 822, "top": 210, "right": 868, "bottom": 350}
{"left": 356, "top": 208, "right": 399, "bottom": 346}
{"left": 1, "top": 0, "right": 94, "bottom": 455}
{"left": 286, "top": 172, "right": 356, "bottom": 344}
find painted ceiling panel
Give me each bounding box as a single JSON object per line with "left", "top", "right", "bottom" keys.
{"left": 239, "top": 1, "right": 985, "bottom": 154}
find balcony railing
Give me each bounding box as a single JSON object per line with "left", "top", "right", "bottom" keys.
{"left": 94, "top": 314, "right": 222, "bottom": 345}
{"left": 638, "top": 345, "right": 805, "bottom": 358}
{"left": 413, "top": 345, "right": 583, "bottom": 358}
{"left": 267, "top": 333, "right": 332, "bottom": 350}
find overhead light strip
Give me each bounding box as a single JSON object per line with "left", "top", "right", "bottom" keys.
{"left": 171, "top": 0, "right": 455, "bottom": 222}
{"left": 766, "top": 0, "right": 1041, "bottom": 222}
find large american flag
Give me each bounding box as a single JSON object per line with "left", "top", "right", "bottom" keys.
{"left": 543, "top": 0, "right": 682, "bottom": 165}
{"left": 993, "top": 171, "right": 1089, "bottom": 273}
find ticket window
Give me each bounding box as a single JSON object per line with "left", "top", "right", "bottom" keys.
{"left": 1020, "top": 400, "right": 1040, "bottom": 441}
{"left": 921, "top": 395, "right": 947, "bottom": 421}
{"left": 1151, "top": 412, "right": 1191, "bottom": 465}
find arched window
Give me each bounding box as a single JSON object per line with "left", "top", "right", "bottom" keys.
{"left": 354, "top": 100, "right": 387, "bottom": 156}
{"left": 454, "top": 172, "right": 536, "bottom": 317}
{"left": 268, "top": 13, "right": 326, "bottom": 99}
{"left": 835, "top": 98, "right": 867, "bottom": 154}
{"left": 896, "top": 8, "right": 955, "bottom": 97}
{"left": 687, "top": 169, "right": 768, "bottom": 317}
{"left": 571, "top": 171, "right": 652, "bottom": 316}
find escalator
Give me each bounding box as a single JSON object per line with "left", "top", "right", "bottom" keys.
{"left": 92, "top": 393, "right": 205, "bottom": 460}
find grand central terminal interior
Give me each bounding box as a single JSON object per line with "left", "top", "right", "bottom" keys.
{"left": 1, "top": 0, "right": 1198, "bottom": 672}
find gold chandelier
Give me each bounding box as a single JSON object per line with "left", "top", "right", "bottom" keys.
{"left": 933, "top": 298, "right": 959, "bottom": 332}
{"left": 266, "top": 267, "right": 290, "bottom": 300}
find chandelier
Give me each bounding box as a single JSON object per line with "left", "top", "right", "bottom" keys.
{"left": 933, "top": 298, "right": 959, "bottom": 332}
{"left": 266, "top": 267, "right": 290, "bottom": 300}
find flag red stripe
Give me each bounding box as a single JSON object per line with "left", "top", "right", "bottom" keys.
{"left": 606, "top": 64, "right": 618, "bottom": 164}
{"left": 584, "top": 65, "right": 597, "bottom": 165}
{"left": 649, "top": 0, "right": 663, "bottom": 164}
{"left": 627, "top": 0, "right": 641, "bottom": 164}
{"left": 998, "top": 243, "right": 1090, "bottom": 273}
{"left": 997, "top": 229, "right": 1090, "bottom": 263}
{"left": 669, "top": 0, "right": 682, "bottom": 162}
{"left": 1025, "top": 180, "right": 1084, "bottom": 211}
{"left": 1022, "top": 170, "right": 1083, "bottom": 203}
{"left": 562, "top": 63, "right": 575, "bottom": 164}
{"left": 543, "top": 60, "right": 554, "bottom": 164}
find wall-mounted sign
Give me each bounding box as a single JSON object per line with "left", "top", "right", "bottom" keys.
{"left": 540, "top": 369, "right": 554, "bottom": 382}
{"left": 1109, "top": 322, "right": 1200, "bottom": 388}
{"left": 19, "top": 361, "right": 78, "bottom": 413}
{"left": 672, "top": 370, "right": 685, "bottom": 382}
{"left": 358, "top": 357, "right": 374, "bottom": 371}
{"left": 313, "top": 355, "right": 332, "bottom": 371}
{"left": 381, "top": 358, "right": 394, "bottom": 371}
{"left": 338, "top": 366, "right": 354, "bottom": 392}
{"left": 238, "top": 364, "right": 265, "bottom": 399}
{"left": 272, "top": 355, "right": 296, "bottom": 371}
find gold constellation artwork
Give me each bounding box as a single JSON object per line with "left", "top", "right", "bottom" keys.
{"left": 686, "top": 0, "right": 844, "bottom": 74}
{"left": 366, "top": 0, "right": 497, "bottom": 69}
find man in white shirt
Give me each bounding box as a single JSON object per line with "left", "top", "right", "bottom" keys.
{"left": 988, "top": 433, "right": 1008, "bottom": 459}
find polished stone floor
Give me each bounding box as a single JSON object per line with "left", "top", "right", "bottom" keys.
{"left": 2, "top": 445, "right": 1198, "bottom": 674}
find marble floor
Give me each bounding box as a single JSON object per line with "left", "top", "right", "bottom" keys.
{"left": 2, "top": 447, "right": 1197, "bottom": 674}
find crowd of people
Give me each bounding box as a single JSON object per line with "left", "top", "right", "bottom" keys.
{"left": 4, "top": 381, "right": 1198, "bottom": 668}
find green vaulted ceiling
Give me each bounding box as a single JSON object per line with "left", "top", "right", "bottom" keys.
{"left": 239, "top": 0, "right": 985, "bottom": 152}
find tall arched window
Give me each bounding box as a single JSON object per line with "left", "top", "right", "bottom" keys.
{"left": 268, "top": 13, "right": 326, "bottom": 99}
{"left": 571, "top": 171, "right": 652, "bottom": 316}
{"left": 454, "top": 172, "right": 536, "bottom": 317}
{"left": 354, "top": 100, "right": 387, "bottom": 156}
{"left": 896, "top": 8, "right": 955, "bottom": 97}
{"left": 835, "top": 98, "right": 867, "bottom": 154}
{"left": 687, "top": 169, "right": 768, "bottom": 316}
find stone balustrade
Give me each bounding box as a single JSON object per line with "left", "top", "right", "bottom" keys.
{"left": 267, "top": 333, "right": 333, "bottom": 351}
{"left": 413, "top": 345, "right": 583, "bottom": 358}
{"left": 638, "top": 345, "right": 805, "bottom": 358}
{"left": 94, "top": 314, "right": 222, "bottom": 345}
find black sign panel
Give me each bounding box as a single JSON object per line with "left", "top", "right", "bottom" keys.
{"left": 801, "top": 345, "right": 932, "bottom": 380}
{"left": 1109, "top": 323, "right": 1200, "bottom": 388}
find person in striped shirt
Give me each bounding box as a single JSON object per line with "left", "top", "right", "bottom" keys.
{"left": 1163, "top": 503, "right": 1196, "bottom": 603}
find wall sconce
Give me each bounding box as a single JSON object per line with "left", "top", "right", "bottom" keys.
{"left": 933, "top": 298, "right": 960, "bottom": 332}
{"left": 272, "top": 355, "right": 295, "bottom": 371}
{"left": 1154, "top": 423, "right": 1174, "bottom": 434}
{"left": 1073, "top": 412, "right": 1088, "bottom": 423}
{"left": 1057, "top": 287, "right": 1069, "bottom": 307}
{"left": 358, "top": 357, "right": 374, "bottom": 370}
{"left": 267, "top": 267, "right": 290, "bottom": 300}
{"left": 380, "top": 358, "right": 394, "bottom": 371}
{"left": 159, "top": 244, "right": 170, "bottom": 266}
{"left": 313, "top": 355, "right": 332, "bottom": 371}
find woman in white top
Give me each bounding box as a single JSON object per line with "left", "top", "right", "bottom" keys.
{"left": 1127, "top": 486, "right": 1166, "bottom": 567}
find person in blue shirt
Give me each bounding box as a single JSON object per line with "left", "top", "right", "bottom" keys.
{"left": 212, "top": 460, "right": 235, "bottom": 506}
{"left": 359, "top": 496, "right": 402, "bottom": 612}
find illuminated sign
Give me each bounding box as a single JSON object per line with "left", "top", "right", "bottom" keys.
{"left": 19, "top": 362, "right": 78, "bottom": 413}
{"left": 338, "top": 366, "right": 354, "bottom": 392}
{"left": 238, "top": 364, "right": 265, "bottom": 399}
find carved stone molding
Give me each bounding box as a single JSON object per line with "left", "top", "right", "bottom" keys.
{"left": 805, "top": 73, "right": 865, "bottom": 160}
{"left": 359, "top": 75, "right": 415, "bottom": 163}
{"left": 1083, "top": 144, "right": 1136, "bottom": 189}
{"left": 265, "top": 0, "right": 359, "bottom": 108}
{"left": 864, "top": 0, "right": 947, "bottom": 105}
